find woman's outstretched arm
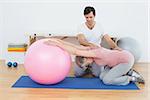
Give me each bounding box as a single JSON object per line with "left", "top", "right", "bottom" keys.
{"left": 45, "top": 39, "right": 97, "bottom": 58}
{"left": 53, "top": 38, "right": 96, "bottom": 50}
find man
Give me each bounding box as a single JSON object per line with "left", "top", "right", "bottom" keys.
{"left": 75, "top": 6, "right": 121, "bottom": 77}
{"left": 77, "top": 6, "right": 121, "bottom": 50}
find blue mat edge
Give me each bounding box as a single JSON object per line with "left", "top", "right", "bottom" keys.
{"left": 12, "top": 76, "right": 139, "bottom": 90}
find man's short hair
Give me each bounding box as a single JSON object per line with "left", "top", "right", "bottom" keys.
{"left": 84, "top": 6, "right": 96, "bottom": 16}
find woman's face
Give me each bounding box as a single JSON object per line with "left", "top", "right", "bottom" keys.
{"left": 84, "top": 12, "right": 95, "bottom": 24}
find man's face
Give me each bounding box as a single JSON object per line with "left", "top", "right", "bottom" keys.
{"left": 84, "top": 12, "right": 95, "bottom": 24}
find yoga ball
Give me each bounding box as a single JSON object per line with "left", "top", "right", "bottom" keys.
{"left": 24, "top": 39, "right": 71, "bottom": 84}
{"left": 117, "top": 37, "right": 141, "bottom": 62}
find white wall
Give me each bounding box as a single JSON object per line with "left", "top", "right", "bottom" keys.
{"left": 148, "top": 0, "right": 150, "bottom": 63}
{"left": 0, "top": 0, "right": 149, "bottom": 62}
{"left": 0, "top": 3, "right": 2, "bottom": 59}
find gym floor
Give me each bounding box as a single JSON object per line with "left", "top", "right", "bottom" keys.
{"left": 0, "top": 38, "right": 149, "bottom": 100}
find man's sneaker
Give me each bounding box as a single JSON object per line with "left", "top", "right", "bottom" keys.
{"left": 127, "top": 69, "right": 145, "bottom": 84}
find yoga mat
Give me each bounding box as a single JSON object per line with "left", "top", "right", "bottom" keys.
{"left": 12, "top": 76, "right": 139, "bottom": 90}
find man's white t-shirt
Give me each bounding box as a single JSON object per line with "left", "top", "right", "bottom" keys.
{"left": 77, "top": 22, "right": 104, "bottom": 45}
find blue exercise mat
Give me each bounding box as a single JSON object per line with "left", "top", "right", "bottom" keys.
{"left": 12, "top": 76, "right": 139, "bottom": 90}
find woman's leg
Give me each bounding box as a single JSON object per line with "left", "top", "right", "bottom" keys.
{"left": 90, "top": 63, "right": 105, "bottom": 77}
{"left": 101, "top": 60, "right": 134, "bottom": 85}
{"left": 99, "top": 66, "right": 111, "bottom": 79}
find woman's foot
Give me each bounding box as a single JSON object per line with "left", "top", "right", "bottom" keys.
{"left": 128, "top": 69, "right": 145, "bottom": 84}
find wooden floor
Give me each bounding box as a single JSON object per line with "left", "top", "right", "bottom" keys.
{"left": 0, "top": 59, "right": 149, "bottom": 100}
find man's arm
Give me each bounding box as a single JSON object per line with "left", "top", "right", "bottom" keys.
{"left": 103, "top": 34, "right": 122, "bottom": 50}
{"left": 77, "top": 34, "right": 96, "bottom": 47}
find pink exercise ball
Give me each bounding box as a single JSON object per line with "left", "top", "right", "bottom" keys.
{"left": 24, "top": 39, "right": 71, "bottom": 84}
